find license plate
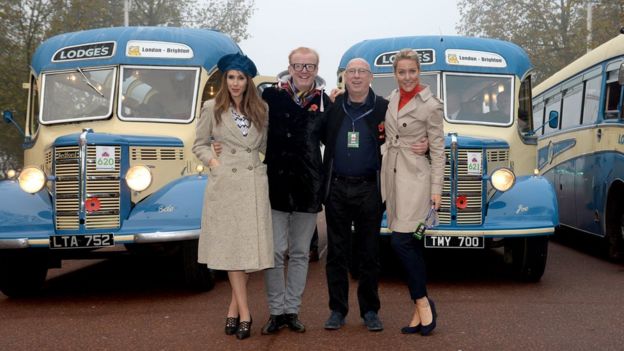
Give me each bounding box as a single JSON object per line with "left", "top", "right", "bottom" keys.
{"left": 50, "top": 234, "right": 114, "bottom": 249}
{"left": 424, "top": 235, "right": 484, "bottom": 249}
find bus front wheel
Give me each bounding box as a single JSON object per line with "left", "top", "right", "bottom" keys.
{"left": 0, "top": 251, "right": 48, "bottom": 298}
{"left": 505, "top": 236, "right": 548, "bottom": 282}
{"left": 605, "top": 207, "right": 624, "bottom": 261}
{"left": 180, "top": 240, "right": 215, "bottom": 291}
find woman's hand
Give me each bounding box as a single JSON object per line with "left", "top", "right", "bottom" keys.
{"left": 208, "top": 158, "right": 221, "bottom": 169}
{"left": 329, "top": 88, "right": 344, "bottom": 103}
{"left": 431, "top": 194, "right": 441, "bottom": 210}
{"left": 411, "top": 137, "right": 429, "bottom": 155}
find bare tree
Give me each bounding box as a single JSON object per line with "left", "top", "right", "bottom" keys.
{"left": 457, "top": 0, "right": 621, "bottom": 83}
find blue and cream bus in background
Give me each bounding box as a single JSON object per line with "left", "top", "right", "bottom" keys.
{"left": 339, "top": 36, "right": 559, "bottom": 281}
{"left": 0, "top": 27, "right": 242, "bottom": 297}
{"left": 532, "top": 32, "right": 624, "bottom": 260}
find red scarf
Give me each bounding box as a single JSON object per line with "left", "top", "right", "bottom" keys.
{"left": 398, "top": 85, "right": 424, "bottom": 111}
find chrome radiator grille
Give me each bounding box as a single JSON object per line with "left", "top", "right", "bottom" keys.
{"left": 440, "top": 149, "right": 483, "bottom": 225}
{"left": 440, "top": 148, "right": 509, "bottom": 226}
{"left": 54, "top": 146, "right": 121, "bottom": 230}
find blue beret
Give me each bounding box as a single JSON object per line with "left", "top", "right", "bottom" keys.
{"left": 217, "top": 53, "right": 258, "bottom": 77}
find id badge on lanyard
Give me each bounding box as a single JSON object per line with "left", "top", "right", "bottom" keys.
{"left": 347, "top": 131, "right": 359, "bottom": 148}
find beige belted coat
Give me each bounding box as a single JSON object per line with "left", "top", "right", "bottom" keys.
{"left": 192, "top": 100, "right": 273, "bottom": 271}
{"left": 381, "top": 86, "right": 445, "bottom": 233}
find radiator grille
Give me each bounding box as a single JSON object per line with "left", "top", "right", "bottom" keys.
{"left": 53, "top": 146, "right": 121, "bottom": 230}
{"left": 441, "top": 149, "right": 484, "bottom": 225}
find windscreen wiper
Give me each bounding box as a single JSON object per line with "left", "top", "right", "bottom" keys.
{"left": 77, "top": 67, "right": 105, "bottom": 97}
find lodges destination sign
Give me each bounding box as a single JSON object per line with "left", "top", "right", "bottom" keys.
{"left": 52, "top": 42, "right": 116, "bottom": 62}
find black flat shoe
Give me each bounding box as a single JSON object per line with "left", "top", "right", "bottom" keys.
{"left": 420, "top": 299, "right": 437, "bottom": 336}
{"left": 400, "top": 324, "right": 422, "bottom": 334}
{"left": 225, "top": 316, "right": 239, "bottom": 335}
{"left": 236, "top": 317, "right": 252, "bottom": 340}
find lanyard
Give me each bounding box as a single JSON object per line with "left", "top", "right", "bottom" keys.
{"left": 342, "top": 97, "right": 375, "bottom": 132}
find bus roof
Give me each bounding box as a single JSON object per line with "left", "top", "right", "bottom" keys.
{"left": 338, "top": 36, "right": 532, "bottom": 78}
{"left": 31, "top": 27, "right": 242, "bottom": 75}
{"left": 533, "top": 34, "right": 624, "bottom": 97}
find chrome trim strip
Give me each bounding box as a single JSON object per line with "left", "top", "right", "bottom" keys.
{"left": 380, "top": 227, "right": 555, "bottom": 235}
{"left": 134, "top": 229, "right": 200, "bottom": 243}
{"left": 0, "top": 239, "right": 29, "bottom": 249}
{"left": 78, "top": 129, "right": 92, "bottom": 224}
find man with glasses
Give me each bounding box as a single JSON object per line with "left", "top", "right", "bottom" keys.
{"left": 319, "top": 58, "right": 389, "bottom": 332}
{"left": 260, "top": 47, "right": 330, "bottom": 335}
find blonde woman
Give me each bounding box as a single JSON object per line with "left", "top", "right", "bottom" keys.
{"left": 381, "top": 49, "right": 445, "bottom": 336}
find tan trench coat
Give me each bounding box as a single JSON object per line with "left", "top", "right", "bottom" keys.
{"left": 381, "top": 86, "right": 445, "bottom": 233}
{"left": 192, "top": 100, "right": 273, "bottom": 271}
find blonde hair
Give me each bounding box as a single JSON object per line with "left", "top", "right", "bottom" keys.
{"left": 288, "top": 47, "right": 320, "bottom": 64}
{"left": 392, "top": 49, "right": 421, "bottom": 71}
{"left": 214, "top": 71, "right": 268, "bottom": 130}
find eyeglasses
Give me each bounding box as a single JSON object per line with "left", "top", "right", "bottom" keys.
{"left": 345, "top": 68, "right": 371, "bottom": 76}
{"left": 290, "top": 63, "right": 317, "bottom": 72}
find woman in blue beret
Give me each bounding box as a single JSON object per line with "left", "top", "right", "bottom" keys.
{"left": 192, "top": 53, "right": 272, "bottom": 340}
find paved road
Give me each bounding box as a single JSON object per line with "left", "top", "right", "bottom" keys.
{"left": 1, "top": 233, "right": 623, "bottom": 351}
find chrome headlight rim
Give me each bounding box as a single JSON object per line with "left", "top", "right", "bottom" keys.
{"left": 18, "top": 166, "right": 46, "bottom": 194}
{"left": 490, "top": 167, "right": 515, "bottom": 192}
{"left": 125, "top": 165, "right": 152, "bottom": 192}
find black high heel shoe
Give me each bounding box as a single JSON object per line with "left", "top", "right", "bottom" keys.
{"left": 225, "top": 316, "right": 239, "bottom": 335}
{"left": 400, "top": 324, "right": 422, "bottom": 334}
{"left": 236, "top": 317, "right": 252, "bottom": 340}
{"left": 420, "top": 298, "right": 437, "bottom": 336}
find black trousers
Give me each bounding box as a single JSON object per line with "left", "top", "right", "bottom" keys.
{"left": 325, "top": 176, "right": 382, "bottom": 317}
{"left": 391, "top": 231, "right": 428, "bottom": 300}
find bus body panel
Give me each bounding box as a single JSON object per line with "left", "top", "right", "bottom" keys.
{"left": 533, "top": 33, "right": 624, "bottom": 248}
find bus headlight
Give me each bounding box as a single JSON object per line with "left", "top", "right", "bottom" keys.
{"left": 125, "top": 165, "right": 152, "bottom": 192}
{"left": 490, "top": 168, "right": 515, "bottom": 192}
{"left": 18, "top": 167, "right": 46, "bottom": 193}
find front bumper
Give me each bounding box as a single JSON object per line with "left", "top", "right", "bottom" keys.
{"left": 0, "top": 229, "right": 200, "bottom": 249}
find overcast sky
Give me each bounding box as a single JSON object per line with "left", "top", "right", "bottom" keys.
{"left": 239, "top": 0, "right": 460, "bottom": 90}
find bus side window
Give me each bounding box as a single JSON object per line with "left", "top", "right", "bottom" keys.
{"left": 201, "top": 72, "right": 222, "bottom": 104}
{"left": 518, "top": 77, "right": 533, "bottom": 132}
{"left": 582, "top": 76, "right": 601, "bottom": 125}
{"left": 604, "top": 69, "right": 621, "bottom": 119}
{"left": 29, "top": 75, "right": 40, "bottom": 136}
{"left": 543, "top": 94, "right": 561, "bottom": 135}
{"left": 533, "top": 101, "right": 544, "bottom": 133}
{"left": 560, "top": 84, "right": 583, "bottom": 129}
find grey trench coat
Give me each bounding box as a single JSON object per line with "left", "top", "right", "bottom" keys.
{"left": 381, "top": 86, "right": 445, "bottom": 233}
{"left": 192, "top": 100, "right": 273, "bottom": 271}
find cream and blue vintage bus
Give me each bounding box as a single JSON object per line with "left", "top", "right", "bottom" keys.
{"left": 339, "top": 36, "right": 559, "bottom": 281}
{"left": 0, "top": 27, "right": 242, "bottom": 297}
{"left": 532, "top": 33, "right": 624, "bottom": 260}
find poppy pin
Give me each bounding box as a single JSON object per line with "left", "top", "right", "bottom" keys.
{"left": 308, "top": 104, "right": 318, "bottom": 112}
{"left": 456, "top": 195, "right": 468, "bottom": 209}
{"left": 378, "top": 122, "right": 385, "bottom": 140}
{"left": 85, "top": 197, "right": 101, "bottom": 212}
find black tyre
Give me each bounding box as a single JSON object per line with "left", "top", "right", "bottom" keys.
{"left": 605, "top": 208, "right": 624, "bottom": 261}
{"left": 180, "top": 240, "right": 215, "bottom": 291}
{"left": 0, "top": 251, "right": 49, "bottom": 298}
{"left": 505, "top": 236, "right": 549, "bottom": 282}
